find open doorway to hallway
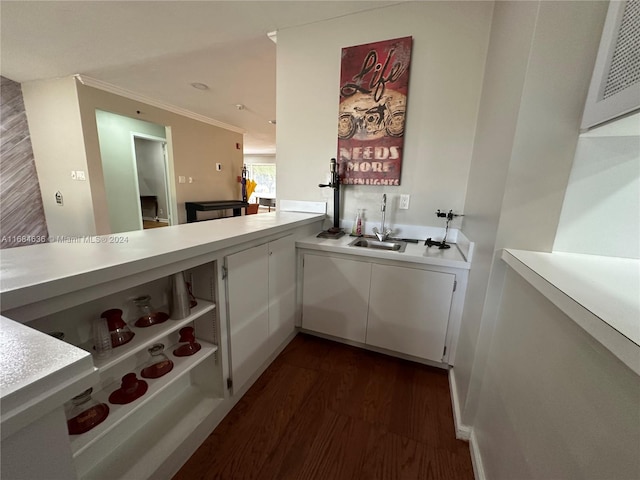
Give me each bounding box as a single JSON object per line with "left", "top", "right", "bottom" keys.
{"left": 134, "top": 135, "right": 171, "bottom": 230}
{"left": 95, "top": 110, "right": 176, "bottom": 233}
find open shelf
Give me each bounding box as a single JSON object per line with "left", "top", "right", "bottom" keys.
{"left": 70, "top": 338, "right": 217, "bottom": 458}
{"left": 78, "top": 386, "right": 223, "bottom": 480}
{"left": 81, "top": 300, "right": 215, "bottom": 374}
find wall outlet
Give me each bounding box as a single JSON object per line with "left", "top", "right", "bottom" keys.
{"left": 216, "top": 163, "right": 222, "bottom": 171}
{"left": 399, "top": 194, "right": 410, "bottom": 210}
{"left": 188, "top": 177, "right": 193, "bottom": 184}
{"left": 76, "top": 170, "right": 86, "bottom": 181}
{"left": 178, "top": 176, "right": 186, "bottom": 184}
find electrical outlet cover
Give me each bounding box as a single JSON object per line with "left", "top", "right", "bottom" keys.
{"left": 399, "top": 194, "right": 410, "bottom": 210}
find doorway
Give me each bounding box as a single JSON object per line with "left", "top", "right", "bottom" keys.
{"left": 95, "top": 110, "right": 176, "bottom": 234}
{"left": 133, "top": 135, "right": 172, "bottom": 229}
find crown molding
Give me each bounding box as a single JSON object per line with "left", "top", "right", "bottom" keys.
{"left": 74, "top": 74, "right": 246, "bottom": 134}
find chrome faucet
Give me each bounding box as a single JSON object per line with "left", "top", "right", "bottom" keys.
{"left": 372, "top": 194, "right": 392, "bottom": 241}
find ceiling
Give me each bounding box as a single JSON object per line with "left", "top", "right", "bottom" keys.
{"left": 1, "top": 1, "right": 401, "bottom": 154}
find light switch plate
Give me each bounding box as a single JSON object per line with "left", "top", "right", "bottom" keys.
{"left": 399, "top": 194, "right": 410, "bottom": 210}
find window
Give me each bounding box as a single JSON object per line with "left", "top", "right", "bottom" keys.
{"left": 246, "top": 163, "right": 276, "bottom": 202}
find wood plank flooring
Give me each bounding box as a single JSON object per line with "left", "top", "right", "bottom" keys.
{"left": 173, "top": 333, "right": 473, "bottom": 480}
{"left": 143, "top": 220, "right": 169, "bottom": 229}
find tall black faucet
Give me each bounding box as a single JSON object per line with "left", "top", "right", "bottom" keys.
{"left": 318, "top": 158, "right": 344, "bottom": 238}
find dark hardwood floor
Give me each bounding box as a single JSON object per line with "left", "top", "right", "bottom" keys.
{"left": 174, "top": 333, "right": 474, "bottom": 480}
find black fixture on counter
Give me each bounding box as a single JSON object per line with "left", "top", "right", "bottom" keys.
{"left": 425, "top": 209, "right": 463, "bottom": 249}
{"left": 317, "top": 158, "right": 345, "bottom": 239}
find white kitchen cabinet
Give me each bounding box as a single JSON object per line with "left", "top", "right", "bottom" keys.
{"left": 299, "top": 248, "right": 468, "bottom": 365}
{"left": 225, "top": 243, "right": 270, "bottom": 393}
{"left": 301, "top": 253, "right": 371, "bottom": 343}
{"left": 4, "top": 262, "right": 222, "bottom": 480}
{"left": 366, "top": 264, "right": 455, "bottom": 362}
{"left": 268, "top": 235, "right": 296, "bottom": 351}
{"left": 225, "top": 235, "right": 296, "bottom": 393}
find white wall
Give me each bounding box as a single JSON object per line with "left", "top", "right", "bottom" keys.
{"left": 553, "top": 115, "right": 640, "bottom": 259}
{"left": 452, "top": 0, "right": 539, "bottom": 418}
{"left": 474, "top": 268, "right": 640, "bottom": 479}
{"left": 276, "top": 1, "right": 493, "bottom": 233}
{"left": 22, "top": 77, "right": 96, "bottom": 237}
{"left": 455, "top": 0, "right": 608, "bottom": 432}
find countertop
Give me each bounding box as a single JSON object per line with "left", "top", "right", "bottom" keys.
{"left": 0, "top": 212, "right": 324, "bottom": 437}
{"left": 1, "top": 212, "right": 324, "bottom": 311}
{"left": 297, "top": 233, "right": 472, "bottom": 270}
{"left": 502, "top": 249, "right": 640, "bottom": 375}
{"left": 0, "top": 316, "right": 98, "bottom": 439}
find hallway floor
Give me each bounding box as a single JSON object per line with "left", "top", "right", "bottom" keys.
{"left": 173, "top": 333, "right": 474, "bottom": 480}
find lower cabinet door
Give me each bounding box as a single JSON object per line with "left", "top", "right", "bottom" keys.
{"left": 268, "top": 235, "right": 296, "bottom": 351}
{"left": 366, "top": 264, "right": 455, "bottom": 362}
{"left": 301, "top": 254, "right": 371, "bottom": 343}
{"left": 226, "top": 243, "right": 270, "bottom": 393}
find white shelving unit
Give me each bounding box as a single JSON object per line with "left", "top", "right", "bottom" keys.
{"left": 82, "top": 300, "right": 215, "bottom": 374}
{"left": 9, "top": 262, "right": 224, "bottom": 479}
{"left": 79, "top": 385, "right": 222, "bottom": 480}
{"left": 71, "top": 340, "right": 218, "bottom": 457}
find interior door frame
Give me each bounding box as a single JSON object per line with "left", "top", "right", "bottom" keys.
{"left": 130, "top": 132, "right": 177, "bottom": 227}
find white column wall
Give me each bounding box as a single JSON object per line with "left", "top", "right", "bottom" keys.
{"left": 276, "top": 1, "right": 494, "bottom": 230}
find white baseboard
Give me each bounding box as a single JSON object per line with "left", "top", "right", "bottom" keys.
{"left": 449, "top": 369, "right": 486, "bottom": 480}
{"left": 448, "top": 368, "right": 471, "bottom": 440}
{"left": 470, "top": 429, "right": 486, "bottom": 480}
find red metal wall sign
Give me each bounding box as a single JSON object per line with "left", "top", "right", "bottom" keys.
{"left": 337, "top": 36, "right": 412, "bottom": 186}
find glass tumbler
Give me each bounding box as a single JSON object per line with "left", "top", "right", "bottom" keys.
{"left": 92, "top": 317, "right": 113, "bottom": 359}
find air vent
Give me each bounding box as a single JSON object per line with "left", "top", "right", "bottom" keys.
{"left": 581, "top": 0, "right": 640, "bottom": 129}
{"left": 603, "top": 0, "right": 640, "bottom": 99}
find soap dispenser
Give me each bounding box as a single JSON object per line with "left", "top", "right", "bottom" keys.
{"left": 352, "top": 209, "right": 363, "bottom": 236}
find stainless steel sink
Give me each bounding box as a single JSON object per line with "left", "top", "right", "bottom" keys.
{"left": 348, "top": 238, "right": 407, "bottom": 252}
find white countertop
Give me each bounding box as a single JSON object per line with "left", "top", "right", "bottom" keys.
{"left": 0, "top": 316, "right": 98, "bottom": 438}
{"left": 297, "top": 233, "right": 471, "bottom": 269}
{"left": 1, "top": 212, "right": 324, "bottom": 311}
{"left": 0, "top": 212, "right": 324, "bottom": 438}
{"left": 502, "top": 249, "right": 640, "bottom": 375}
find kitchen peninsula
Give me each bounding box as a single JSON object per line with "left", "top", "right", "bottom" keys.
{"left": 0, "top": 212, "right": 323, "bottom": 480}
